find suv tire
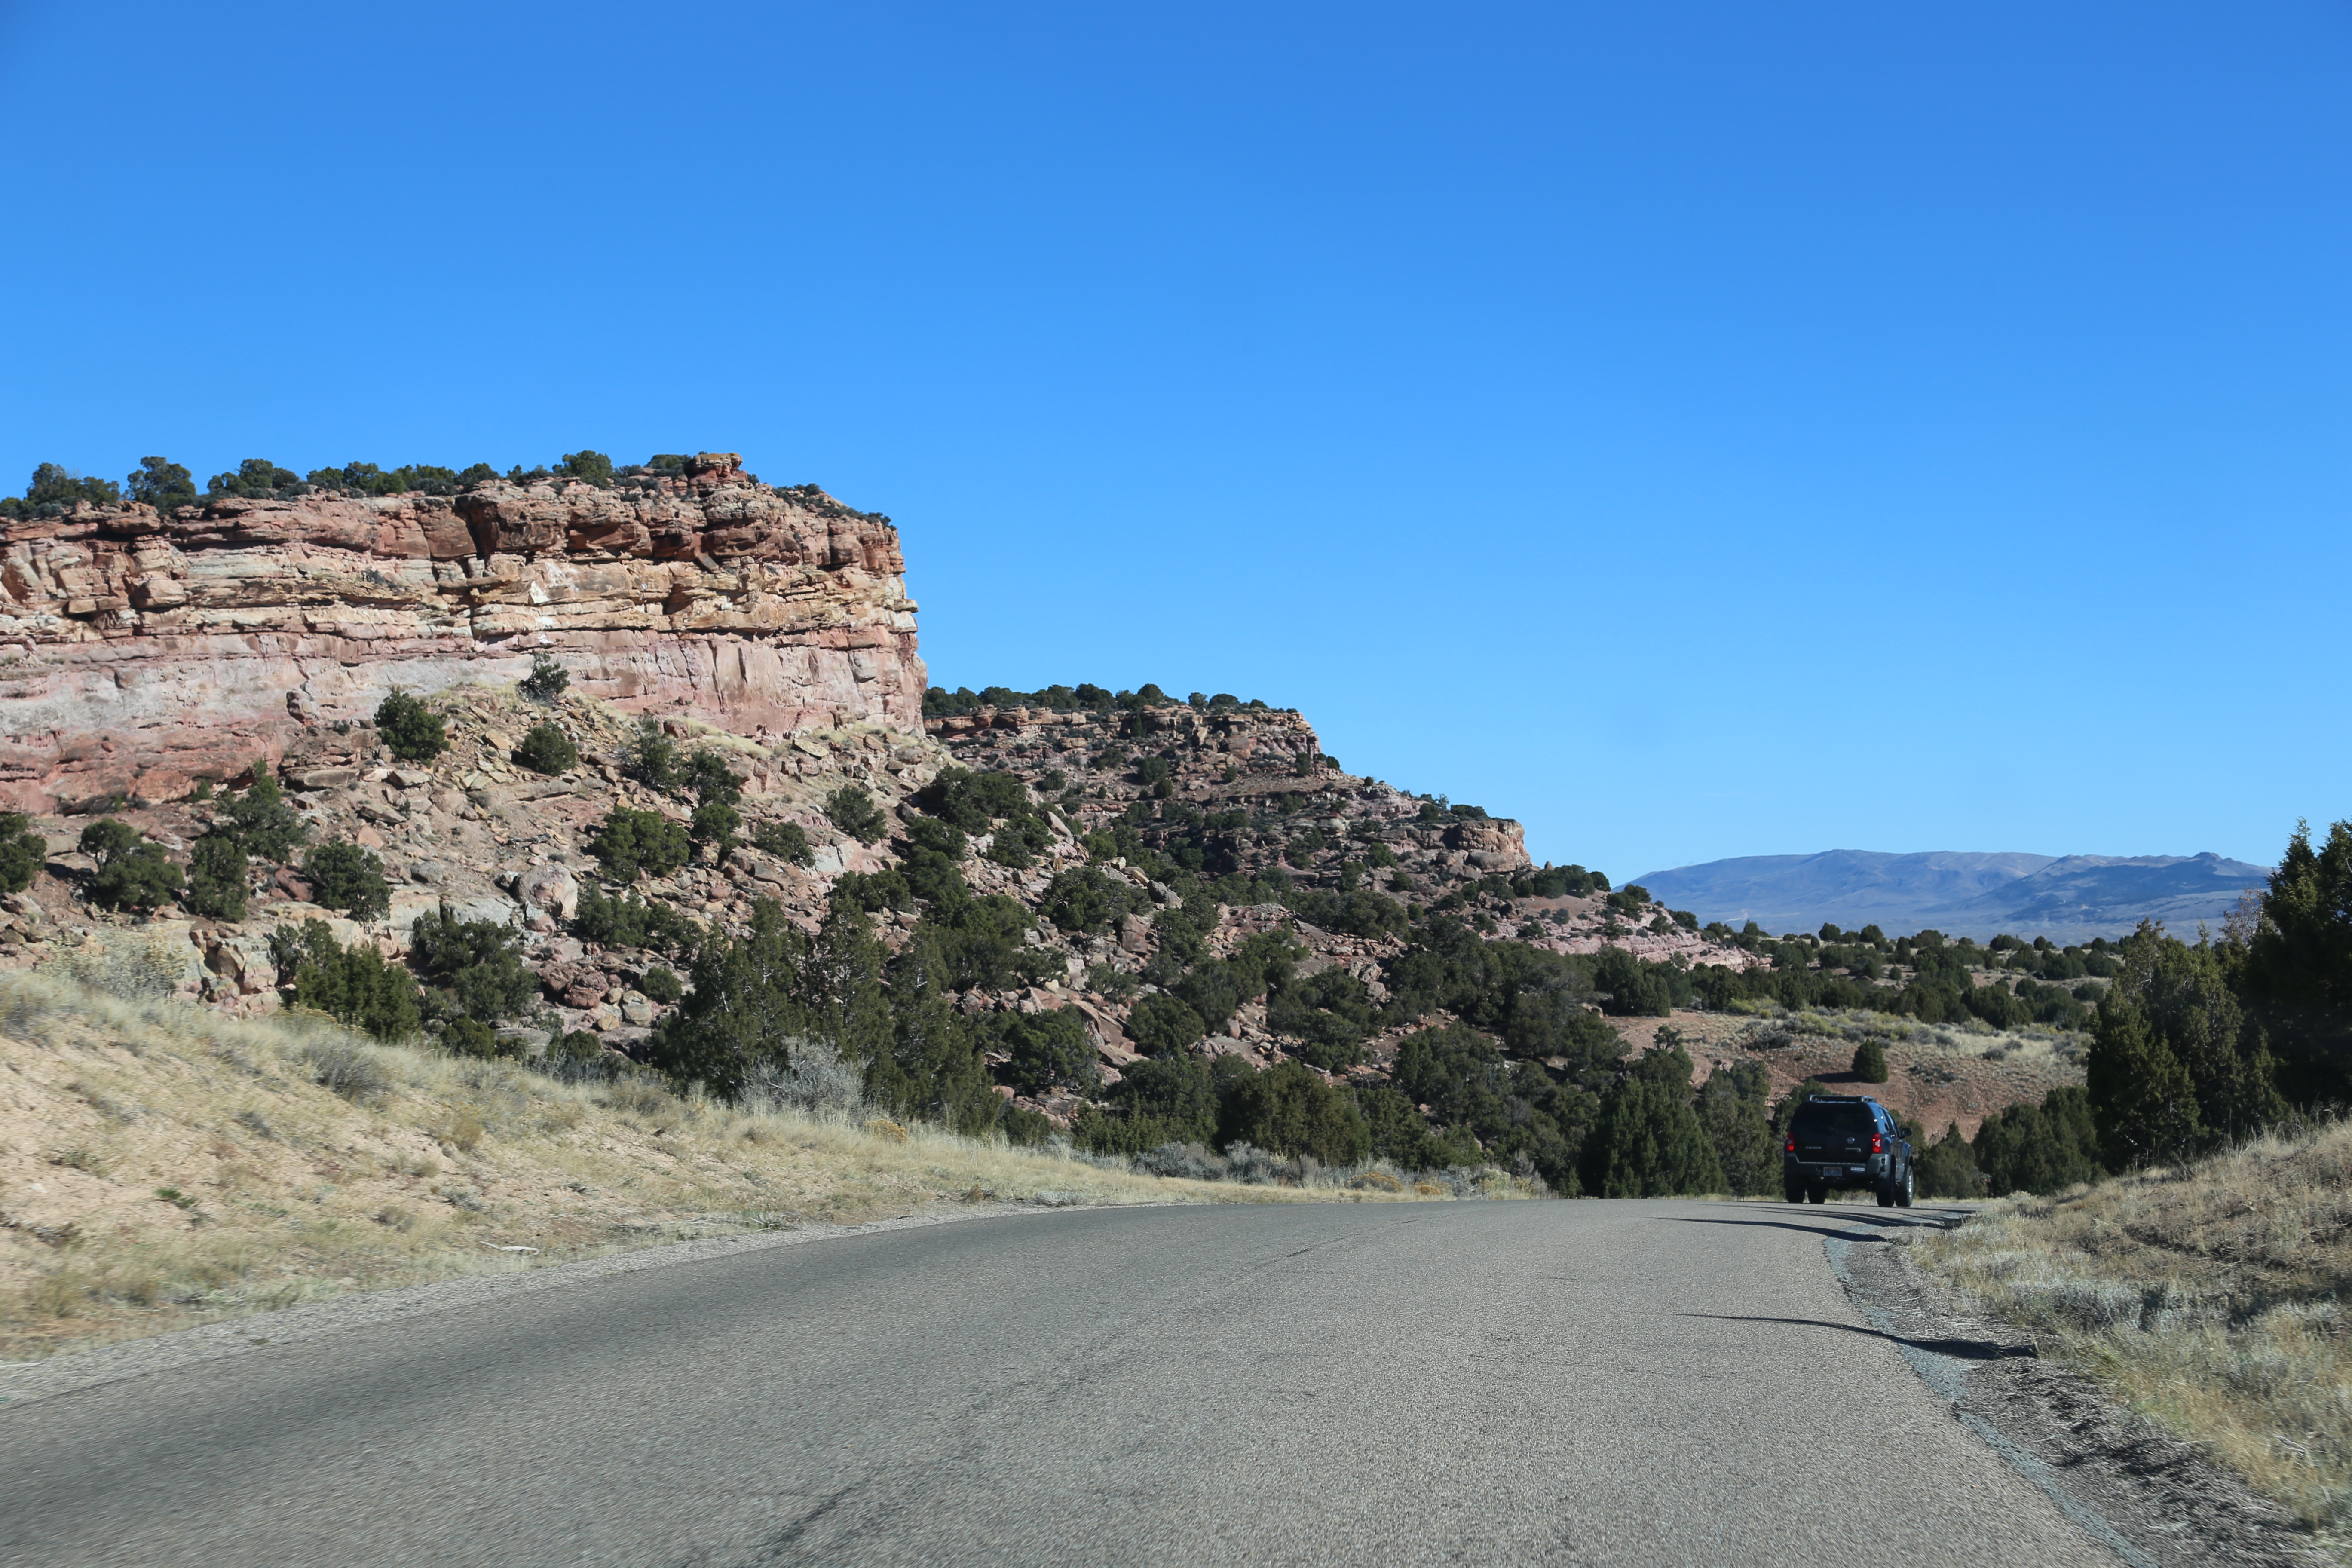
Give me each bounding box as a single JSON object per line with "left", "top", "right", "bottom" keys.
{"left": 1876, "top": 1177, "right": 1896, "bottom": 1208}
{"left": 1895, "top": 1164, "right": 1915, "bottom": 1208}
{"left": 1807, "top": 1183, "right": 1827, "bottom": 1205}
{"left": 1784, "top": 1175, "right": 1806, "bottom": 1204}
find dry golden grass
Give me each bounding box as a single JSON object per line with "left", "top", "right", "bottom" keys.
{"left": 1920, "top": 1117, "right": 2352, "bottom": 1551}
{"left": 0, "top": 973, "right": 1404, "bottom": 1362}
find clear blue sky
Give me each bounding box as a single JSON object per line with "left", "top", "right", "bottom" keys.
{"left": 4, "top": 3, "right": 2346, "bottom": 882}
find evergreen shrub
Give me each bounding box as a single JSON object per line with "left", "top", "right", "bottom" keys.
{"left": 374, "top": 692, "right": 447, "bottom": 763}
{"left": 588, "top": 808, "right": 691, "bottom": 882}
{"left": 514, "top": 723, "right": 577, "bottom": 775}
{"left": 81, "top": 820, "right": 185, "bottom": 912}
{"left": 519, "top": 653, "right": 570, "bottom": 704}
{"left": 752, "top": 820, "right": 814, "bottom": 865}
{"left": 304, "top": 841, "right": 391, "bottom": 919}
{"left": 825, "top": 784, "right": 888, "bottom": 844}
{"left": 0, "top": 813, "right": 45, "bottom": 894}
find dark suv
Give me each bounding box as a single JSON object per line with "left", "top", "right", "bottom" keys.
{"left": 1784, "top": 1095, "right": 1914, "bottom": 1207}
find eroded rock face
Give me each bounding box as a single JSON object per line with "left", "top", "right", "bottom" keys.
{"left": 0, "top": 454, "right": 923, "bottom": 812}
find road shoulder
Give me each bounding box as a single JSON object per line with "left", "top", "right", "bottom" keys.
{"left": 0, "top": 1199, "right": 1081, "bottom": 1414}
{"left": 1829, "top": 1209, "right": 2325, "bottom": 1568}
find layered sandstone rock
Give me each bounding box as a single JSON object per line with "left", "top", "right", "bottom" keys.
{"left": 0, "top": 454, "right": 922, "bottom": 812}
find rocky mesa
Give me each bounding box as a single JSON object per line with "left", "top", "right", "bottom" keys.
{"left": 0, "top": 451, "right": 2065, "bottom": 1201}
{"left": 0, "top": 452, "right": 922, "bottom": 814}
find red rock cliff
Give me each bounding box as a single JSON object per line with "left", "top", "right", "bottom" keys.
{"left": 0, "top": 453, "right": 924, "bottom": 812}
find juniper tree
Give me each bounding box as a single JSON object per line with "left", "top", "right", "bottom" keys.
{"left": 1583, "top": 1044, "right": 1725, "bottom": 1197}
{"left": 1694, "top": 1059, "right": 1782, "bottom": 1196}
{"left": 644, "top": 899, "right": 810, "bottom": 1100}
{"left": 868, "top": 925, "right": 1001, "bottom": 1136}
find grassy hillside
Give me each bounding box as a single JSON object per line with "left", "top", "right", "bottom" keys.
{"left": 1920, "top": 1118, "right": 2352, "bottom": 1550}
{"left": 0, "top": 974, "right": 1418, "bottom": 1363}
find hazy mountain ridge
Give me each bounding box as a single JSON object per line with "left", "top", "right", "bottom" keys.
{"left": 1633, "top": 848, "right": 2271, "bottom": 943}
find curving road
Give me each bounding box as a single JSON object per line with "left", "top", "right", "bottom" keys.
{"left": 0, "top": 1200, "right": 2127, "bottom": 1567}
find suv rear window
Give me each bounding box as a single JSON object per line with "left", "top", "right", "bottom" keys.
{"left": 1791, "top": 1104, "right": 1876, "bottom": 1138}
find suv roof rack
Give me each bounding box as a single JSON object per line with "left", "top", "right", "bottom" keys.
{"left": 1803, "top": 1094, "right": 1873, "bottom": 1105}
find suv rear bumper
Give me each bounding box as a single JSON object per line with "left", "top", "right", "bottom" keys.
{"left": 1788, "top": 1158, "right": 1886, "bottom": 1185}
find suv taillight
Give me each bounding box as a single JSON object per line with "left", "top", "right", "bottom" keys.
{"left": 1870, "top": 1133, "right": 1884, "bottom": 1153}
{"left": 1785, "top": 1137, "right": 1795, "bottom": 1152}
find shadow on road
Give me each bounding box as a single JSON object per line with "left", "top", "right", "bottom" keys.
{"left": 1663, "top": 1211, "right": 1965, "bottom": 1243}
{"left": 1681, "top": 1312, "right": 2035, "bottom": 1361}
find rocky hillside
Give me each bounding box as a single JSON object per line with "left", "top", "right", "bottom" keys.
{"left": 0, "top": 663, "right": 1765, "bottom": 1181}
{"left": 0, "top": 683, "right": 919, "bottom": 1026}
{"left": 913, "top": 691, "right": 1763, "bottom": 1137}
{"left": 4, "top": 455, "right": 2016, "bottom": 1196}
{"left": 0, "top": 452, "right": 922, "bottom": 814}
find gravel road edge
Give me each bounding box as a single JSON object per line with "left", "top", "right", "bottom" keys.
{"left": 1828, "top": 1211, "right": 2329, "bottom": 1568}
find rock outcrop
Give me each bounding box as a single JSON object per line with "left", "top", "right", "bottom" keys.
{"left": 0, "top": 451, "right": 1781, "bottom": 1158}
{"left": 928, "top": 698, "right": 1536, "bottom": 887}
{"left": 0, "top": 453, "right": 922, "bottom": 813}
{"left": 0, "top": 677, "right": 935, "bottom": 1028}
{"left": 921, "top": 696, "right": 1764, "bottom": 1123}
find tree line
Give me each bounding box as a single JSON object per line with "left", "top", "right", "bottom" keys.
{"left": 921, "top": 683, "right": 1277, "bottom": 718}
{"left": 0, "top": 450, "right": 752, "bottom": 521}
{"left": 1882, "top": 819, "right": 2349, "bottom": 1196}
{"left": 184, "top": 674, "right": 2352, "bottom": 1199}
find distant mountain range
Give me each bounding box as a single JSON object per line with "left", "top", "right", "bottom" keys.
{"left": 1629, "top": 849, "right": 2273, "bottom": 944}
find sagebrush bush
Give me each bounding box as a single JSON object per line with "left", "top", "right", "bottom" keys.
{"left": 1220, "top": 1143, "right": 1290, "bottom": 1185}
{"left": 44, "top": 939, "right": 186, "bottom": 1001}
{"left": 303, "top": 1041, "right": 392, "bottom": 1103}
{"left": 1132, "top": 1142, "right": 1227, "bottom": 1181}
{"left": 739, "top": 1039, "right": 868, "bottom": 1120}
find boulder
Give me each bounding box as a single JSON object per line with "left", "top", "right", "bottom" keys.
{"left": 514, "top": 864, "right": 580, "bottom": 921}
{"left": 1118, "top": 913, "right": 1153, "bottom": 955}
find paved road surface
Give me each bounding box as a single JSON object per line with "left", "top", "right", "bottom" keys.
{"left": 0, "top": 1200, "right": 2123, "bottom": 1567}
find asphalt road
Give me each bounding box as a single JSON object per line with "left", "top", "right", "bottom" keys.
{"left": 0, "top": 1200, "right": 2127, "bottom": 1567}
